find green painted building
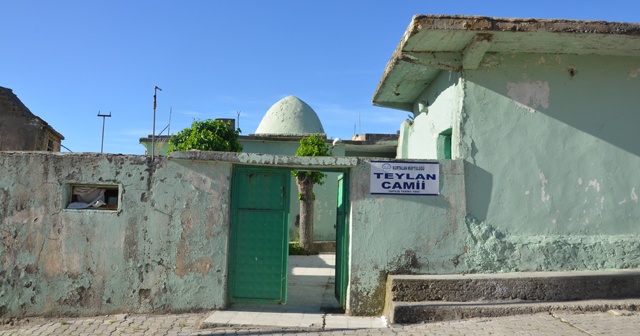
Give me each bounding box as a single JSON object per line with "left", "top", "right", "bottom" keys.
{"left": 372, "top": 15, "right": 640, "bottom": 274}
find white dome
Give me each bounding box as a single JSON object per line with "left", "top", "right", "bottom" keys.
{"left": 254, "top": 96, "right": 325, "bottom": 135}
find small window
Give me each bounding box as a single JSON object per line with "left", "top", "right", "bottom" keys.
{"left": 66, "top": 185, "right": 120, "bottom": 210}
{"left": 47, "top": 139, "right": 54, "bottom": 151}
{"left": 437, "top": 128, "right": 452, "bottom": 159}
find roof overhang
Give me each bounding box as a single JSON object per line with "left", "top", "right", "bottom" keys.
{"left": 373, "top": 15, "right": 640, "bottom": 111}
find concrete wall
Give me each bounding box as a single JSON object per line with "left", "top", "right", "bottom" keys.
{"left": 397, "top": 71, "right": 462, "bottom": 159}
{"left": 459, "top": 53, "right": 640, "bottom": 273}
{"left": 348, "top": 159, "right": 467, "bottom": 315}
{"left": 0, "top": 152, "right": 231, "bottom": 317}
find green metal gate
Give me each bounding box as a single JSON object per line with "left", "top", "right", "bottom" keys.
{"left": 229, "top": 167, "right": 290, "bottom": 304}
{"left": 335, "top": 173, "right": 349, "bottom": 308}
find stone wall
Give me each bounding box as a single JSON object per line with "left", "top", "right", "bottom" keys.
{"left": 0, "top": 87, "right": 63, "bottom": 151}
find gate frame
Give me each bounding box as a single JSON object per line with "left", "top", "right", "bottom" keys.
{"left": 226, "top": 158, "right": 355, "bottom": 309}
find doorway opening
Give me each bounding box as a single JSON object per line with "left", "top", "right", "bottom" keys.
{"left": 228, "top": 166, "right": 350, "bottom": 314}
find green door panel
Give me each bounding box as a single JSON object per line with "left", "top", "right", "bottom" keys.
{"left": 229, "top": 167, "right": 289, "bottom": 304}
{"left": 335, "top": 174, "right": 349, "bottom": 308}
{"left": 232, "top": 210, "right": 287, "bottom": 300}
{"left": 234, "top": 171, "right": 287, "bottom": 210}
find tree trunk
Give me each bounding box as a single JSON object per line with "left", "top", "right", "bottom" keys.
{"left": 297, "top": 174, "right": 315, "bottom": 254}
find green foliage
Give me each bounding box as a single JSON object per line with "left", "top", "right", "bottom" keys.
{"left": 292, "top": 134, "right": 329, "bottom": 185}
{"left": 295, "top": 134, "right": 330, "bottom": 157}
{"left": 168, "top": 119, "right": 242, "bottom": 153}
{"left": 289, "top": 241, "right": 318, "bottom": 255}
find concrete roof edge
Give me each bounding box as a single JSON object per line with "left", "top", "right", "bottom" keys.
{"left": 169, "top": 150, "right": 358, "bottom": 168}
{"left": 411, "top": 14, "right": 640, "bottom": 34}
{"left": 372, "top": 14, "right": 640, "bottom": 111}
{"left": 372, "top": 15, "right": 418, "bottom": 108}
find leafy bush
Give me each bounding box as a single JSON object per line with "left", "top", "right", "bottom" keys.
{"left": 168, "top": 119, "right": 242, "bottom": 153}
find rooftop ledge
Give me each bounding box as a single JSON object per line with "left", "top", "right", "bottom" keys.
{"left": 169, "top": 150, "right": 358, "bottom": 170}
{"left": 373, "top": 15, "right": 640, "bottom": 112}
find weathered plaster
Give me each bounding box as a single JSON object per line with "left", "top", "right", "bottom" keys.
{"left": 0, "top": 152, "right": 231, "bottom": 317}
{"left": 170, "top": 151, "right": 357, "bottom": 169}
{"left": 387, "top": 52, "right": 640, "bottom": 308}
{"left": 464, "top": 215, "right": 640, "bottom": 272}
{"left": 450, "top": 53, "right": 640, "bottom": 276}
{"left": 463, "top": 53, "right": 640, "bottom": 235}
{"left": 373, "top": 15, "right": 640, "bottom": 110}
{"left": 348, "top": 159, "right": 466, "bottom": 315}
{"left": 506, "top": 80, "right": 550, "bottom": 113}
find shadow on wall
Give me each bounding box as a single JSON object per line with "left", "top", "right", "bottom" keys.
{"left": 464, "top": 161, "right": 493, "bottom": 222}
{"left": 471, "top": 57, "right": 640, "bottom": 158}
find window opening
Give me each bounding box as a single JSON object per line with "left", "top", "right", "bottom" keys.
{"left": 437, "top": 128, "right": 452, "bottom": 159}
{"left": 66, "top": 185, "right": 119, "bottom": 210}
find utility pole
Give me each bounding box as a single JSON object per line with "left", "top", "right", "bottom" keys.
{"left": 97, "top": 111, "right": 111, "bottom": 153}
{"left": 237, "top": 110, "right": 241, "bottom": 131}
{"left": 152, "top": 86, "right": 162, "bottom": 159}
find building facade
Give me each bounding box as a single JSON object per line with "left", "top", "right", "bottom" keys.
{"left": 373, "top": 15, "right": 640, "bottom": 274}
{"left": 0, "top": 86, "right": 64, "bottom": 151}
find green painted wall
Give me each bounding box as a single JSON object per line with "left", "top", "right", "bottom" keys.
{"left": 397, "top": 71, "right": 461, "bottom": 159}
{"left": 459, "top": 53, "right": 640, "bottom": 272}
{"left": 394, "top": 53, "right": 640, "bottom": 281}
{"left": 0, "top": 152, "right": 231, "bottom": 317}
{"left": 348, "top": 159, "right": 467, "bottom": 315}
{"left": 140, "top": 139, "right": 171, "bottom": 157}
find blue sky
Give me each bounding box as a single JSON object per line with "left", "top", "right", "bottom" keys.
{"left": 2, "top": 1, "right": 638, "bottom": 154}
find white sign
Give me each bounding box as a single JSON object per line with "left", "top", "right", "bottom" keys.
{"left": 370, "top": 161, "right": 439, "bottom": 195}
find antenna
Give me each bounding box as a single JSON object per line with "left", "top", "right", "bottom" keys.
{"left": 97, "top": 111, "right": 112, "bottom": 153}
{"left": 237, "top": 110, "right": 241, "bottom": 131}
{"left": 158, "top": 106, "right": 172, "bottom": 136}
{"left": 152, "top": 86, "right": 162, "bottom": 159}
{"left": 168, "top": 106, "right": 172, "bottom": 135}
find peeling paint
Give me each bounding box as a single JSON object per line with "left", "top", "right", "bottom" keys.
{"left": 0, "top": 152, "right": 230, "bottom": 318}
{"left": 348, "top": 160, "right": 466, "bottom": 315}
{"left": 539, "top": 171, "right": 550, "bottom": 202}
{"left": 586, "top": 179, "right": 601, "bottom": 193}
{"left": 506, "top": 80, "right": 550, "bottom": 113}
